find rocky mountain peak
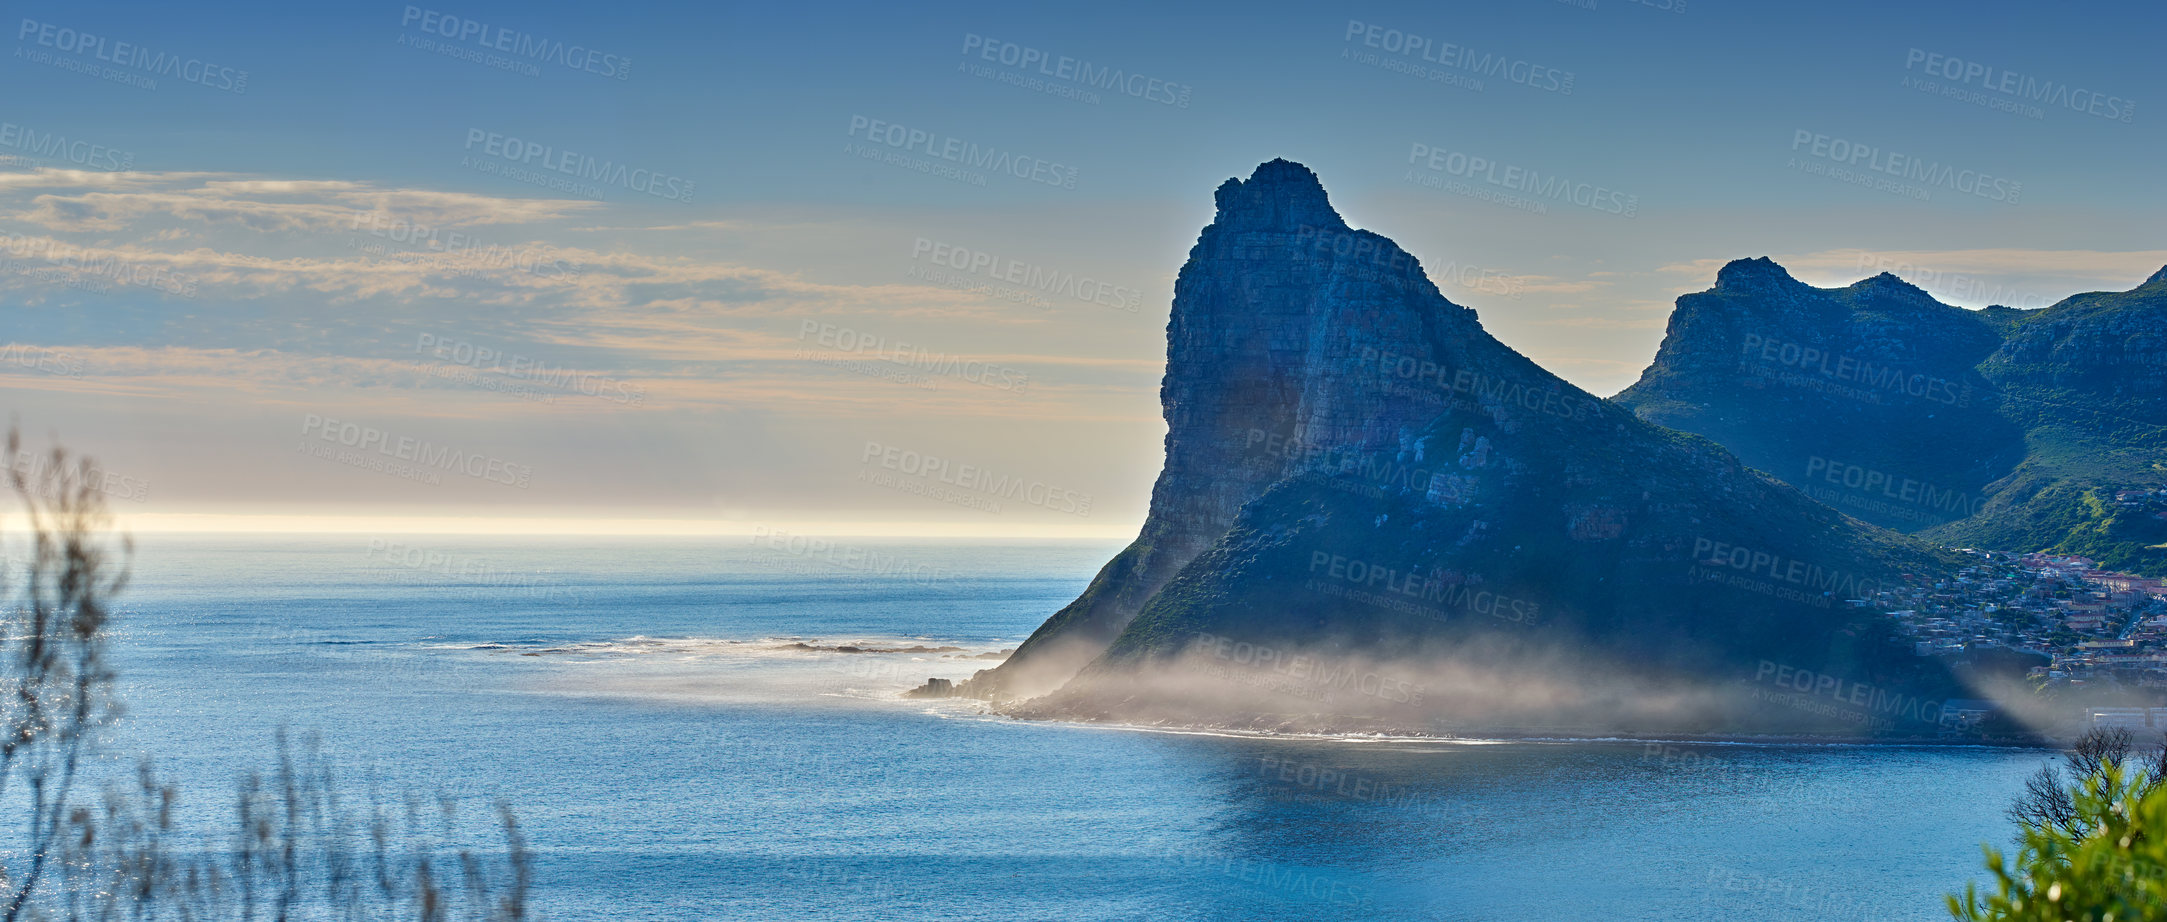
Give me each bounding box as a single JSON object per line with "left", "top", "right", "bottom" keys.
{"left": 2147, "top": 264, "right": 2167, "bottom": 286}
{"left": 1857, "top": 271, "right": 1921, "bottom": 292}
{"left": 1210, "top": 158, "right": 1346, "bottom": 233}
{"left": 1849, "top": 271, "right": 1942, "bottom": 307}
{"left": 1713, "top": 256, "right": 1801, "bottom": 292}
{"left": 968, "top": 158, "right": 1517, "bottom": 699}
{"left": 955, "top": 161, "right": 1965, "bottom": 736}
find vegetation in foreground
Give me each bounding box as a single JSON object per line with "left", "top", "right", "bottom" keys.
{"left": 1954, "top": 727, "right": 2167, "bottom": 920}
{"left": 1, "top": 429, "right": 530, "bottom": 920}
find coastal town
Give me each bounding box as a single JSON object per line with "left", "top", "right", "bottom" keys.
{"left": 1865, "top": 488, "right": 2167, "bottom": 704}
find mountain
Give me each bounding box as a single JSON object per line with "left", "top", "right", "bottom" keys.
{"left": 1616, "top": 261, "right": 2167, "bottom": 576}
{"left": 945, "top": 161, "right": 1963, "bottom": 737}
{"left": 1612, "top": 260, "right": 2022, "bottom": 531}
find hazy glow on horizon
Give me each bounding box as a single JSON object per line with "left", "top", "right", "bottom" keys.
{"left": 112, "top": 512, "right": 1139, "bottom": 539}
{"left": 3, "top": 0, "right": 2160, "bottom": 531}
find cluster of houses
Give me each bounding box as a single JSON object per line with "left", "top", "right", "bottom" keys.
{"left": 2114, "top": 486, "right": 2167, "bottom": 512}
{"left": 1863, "top": 549, "right": 2167, "bottom": 687}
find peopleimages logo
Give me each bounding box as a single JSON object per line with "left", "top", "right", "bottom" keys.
{"left": 1293, "top": 224, "right": 1524, "bottom": 297}
{"left": 1188, "top": 632, "right": 1426, "bottom": 705}
{"left": 356, "top": 212, "right": 584, "bottom": 280}
{"left": 299, "top": 413, "right": 533, "bottom": 488}
{"left": 1356, "top": 346, "right": 1596, "bottom": 421}
{"left": 6, "top": 447, "right": 148, "bottom": 502}
{"left": 1789, "top": 131, "right": 2020, "bottom": 204}
{"left": 462, "top": 129, "right": 695, "bottom": 203}
{"left": 859, "top": 441, "right": 1093, "bottom": 516}
{"left": 799, "top": 321, "right": 1031, "bottom": 393}
{"left": 1903, "top": 48, "right": 2134, "bottom": 123}
{"left": 1407, "top": 142, "right": 1638, "bottom": 216}
{"left": 909, "top": 238, "right": 1141, "bottom": 312}
{"left": 846, "top": 116, "right": 1079, "bottom": 190}
{"left": 0, "top": 343, "right": 83, "bottom": 378}
{"left": 1803, "top": 456, "right": 1985, "bottom": 519}
{"left": 399, "top": 6, "right": 631, "bottom": 79}
{"left": 1691, "top": 537, "right": 1880, "bottom": 599}
{"left": 959, "top": 33, "right": 1191, "bottom": 107}
{"left": 17, "top": 18, "right": 250, "bottom": 93}
{"left": 1850, "top": 253, "right": 2053, "bottom": 309}
{"left": 748, "top": 526, "right": 954, "bottom": 588}
{"left": 1739, "top": 332, "right": 1971, "bottom": 407}
{"left": 1306, "top": 552, "right": 1541, "bottom": 625}
{"left": 0, "top": 122, "right": 132, "bottom": 171}
{"left": 0, "top": 232, "right": 198, "bottom": 297}
{"left": 415, "top": 332, "right": 644, "bottom": 406}
{"left": 365, "top": 538, "right": 589, "bottom": 606}
{"left": 1752, "top": 660, "right": 1949, "bottom": 727}
{"left": 1343, "top": 20, "right": 1575, "bottom": 95}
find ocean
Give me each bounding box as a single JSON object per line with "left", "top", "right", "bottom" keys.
{"left": 99, "top": 534, "right": 2045, "bottom": 921}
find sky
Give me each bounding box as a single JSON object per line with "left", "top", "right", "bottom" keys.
{"left": 1, "top": 0, "right": 2161, "bottom": 536}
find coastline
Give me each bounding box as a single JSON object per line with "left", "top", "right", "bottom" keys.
{"left": 917, "top": 694, "right": 2057, "bottom": 749}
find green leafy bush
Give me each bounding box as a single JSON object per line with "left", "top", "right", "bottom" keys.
{"left": 1954, "top": 730, "right": 2167, "bottom": 920}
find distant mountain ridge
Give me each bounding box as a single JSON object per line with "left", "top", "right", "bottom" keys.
{"left": 949, "top": 160, "right": 1964, "bottom": 736}
{"left": 1616, "top": 258, "right": 2167, "bottom": 577}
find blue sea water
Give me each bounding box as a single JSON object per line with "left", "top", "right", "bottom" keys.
{"left": 99, "top": 534, "right": 2048, "bottom": 921}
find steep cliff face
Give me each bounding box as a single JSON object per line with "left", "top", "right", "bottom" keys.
{"left": 968, "top": 160, "right": 1493, "bottom": 698}
{"left": 1619, "top": 262, "right": 2167, "bottom": 575}
{"left": 969, "top": 161, "right": 1958, "bottom": 735}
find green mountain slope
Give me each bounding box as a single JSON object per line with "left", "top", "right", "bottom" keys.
{"left": 1618, "top": 263, "right": 2167, "bottom": 576}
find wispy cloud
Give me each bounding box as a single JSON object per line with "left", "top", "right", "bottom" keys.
{"left": 0, "top": 168, "right": 1061, "bottom": 323}
{"left": 6, "top": 169, "right": 598, "bottom": 233}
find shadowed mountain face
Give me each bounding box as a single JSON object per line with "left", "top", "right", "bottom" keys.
{"left": 1616, "top": 261, "right": 2167, "bottom": 577}
{"left": 1614, "top": 259, "right": 2024, "bottom": 531}
{"left": 962, "top": 160, "right": 1961, "bottom": 736}
{"left": 965, "top": 160, "right": 1495, "bottom": 700}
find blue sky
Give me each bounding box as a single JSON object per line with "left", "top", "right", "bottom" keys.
{"left": 3, "top": 0, "right": 2161, "bottom": 534}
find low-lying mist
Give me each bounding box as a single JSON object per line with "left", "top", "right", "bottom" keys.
{"left": 1007, "top": 630, "right": 2045, "bottom": 741}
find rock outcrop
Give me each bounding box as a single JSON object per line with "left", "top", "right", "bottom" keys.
{"left": 963, "top": 160, "right": 1495, "bottom": 699}
{"left": 953, "top": 160, "right": 1963, "bottom": 736}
